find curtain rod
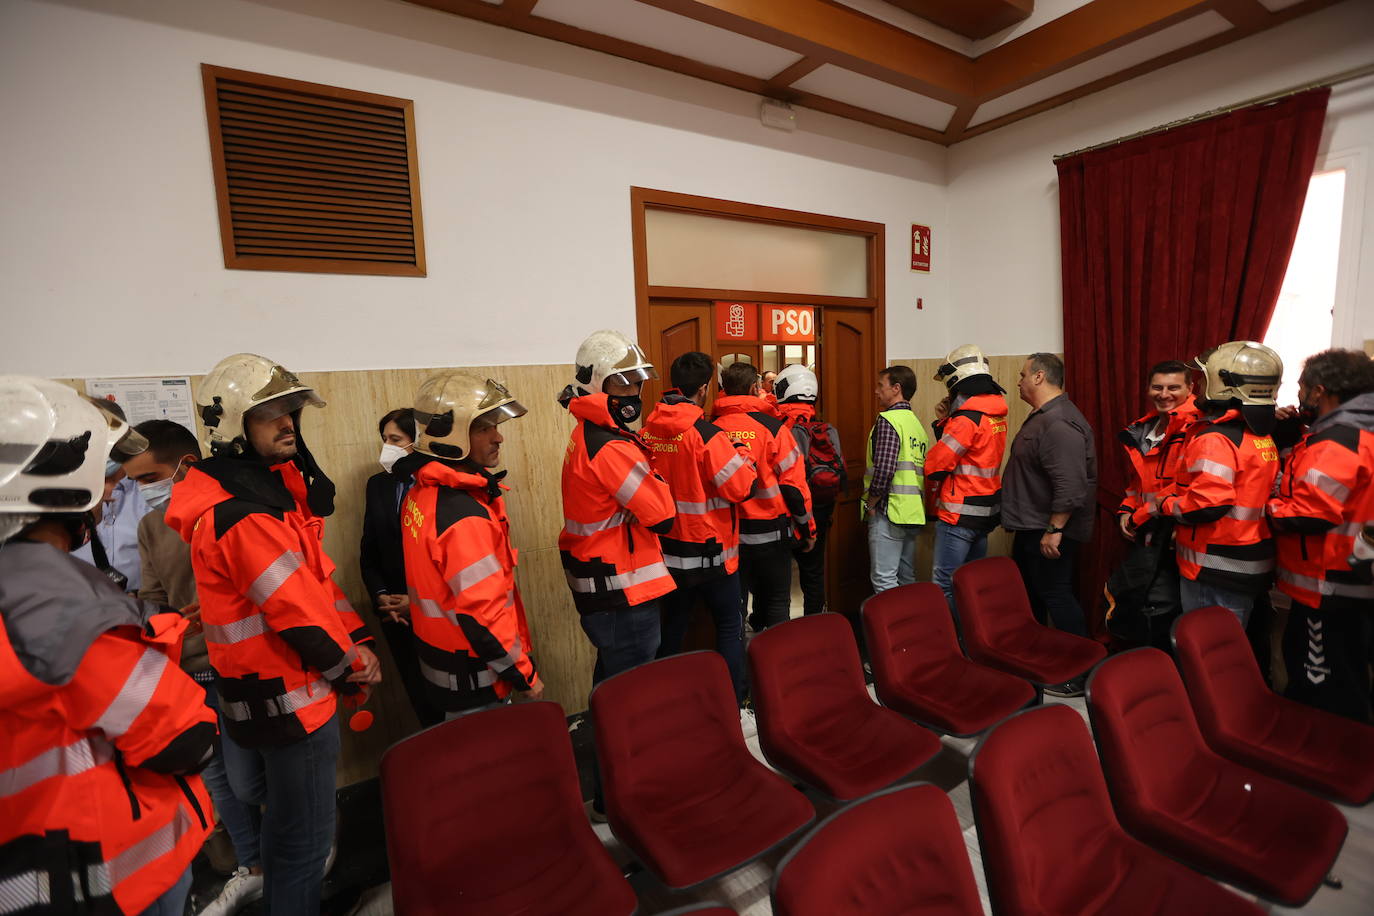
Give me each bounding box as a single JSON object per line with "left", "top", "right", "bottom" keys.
{"left": 1053, "top": 61, "right": 1374, "bottom": 162}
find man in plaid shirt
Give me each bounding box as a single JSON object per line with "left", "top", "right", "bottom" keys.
{"left": 863, "top": 366, "right": 929, "bottom": 591}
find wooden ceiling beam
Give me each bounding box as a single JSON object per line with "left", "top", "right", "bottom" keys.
{"left": 973, "top": 0, "right": 1227, "bottom": 97}
{"left": 633, "top": 0, "right": 977, "bottom": 104}
{"left": 1208, "top": 0, "right": 1271, "bottom": 29}
{"left": 764, "top": 57, "right": 825, "bottom": 94}
{"left": 883, "top": 0, "right": 1033, "bottom": 41}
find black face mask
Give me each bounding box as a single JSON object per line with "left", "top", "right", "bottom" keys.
{"left": 1297, "top": 392, "right": 1321, "bottom": 425}
{"left": 609, "top": 394, "right": 642, "bottom": 428}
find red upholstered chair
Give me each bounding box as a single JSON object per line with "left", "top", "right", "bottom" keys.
{"left": 590, "top": 651, "right": 815, "bottom": 889}
{"left": 656, "top": 906, "right": 737, "bottom": 915}
{"left": 953, "top": 556, "right": 1106, "bottom": 685}
{"left": 380, "top": 701, "right": 636, "bottom": 916}
{"left": 747, "top": 612, "right": 942, "bottom": 800}
{"left": 969, "top": 704, "right": 1264, "bottom": 916}
{"left": 862, "top": 583, "right": 1037, "bottom": 736}
{"left": 1173, "top": 605, "right": 1374, "bottom": 805}
{"left": 1086, "top": 649, "right": 1348, "bottom": 906}
{"left": 771, "top": 782, "right": 983, "bottom": 916}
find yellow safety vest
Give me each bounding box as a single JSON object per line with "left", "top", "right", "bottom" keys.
{"left": 864, "top": 407, "right": 928, "bottom": 525}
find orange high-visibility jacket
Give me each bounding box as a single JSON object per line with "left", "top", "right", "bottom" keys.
{"left": 925, "top": 393, "right": 1009, "bottom": 530}
{"left": 400, "top": 456, "right": 539, "bottom": 711}
{"left": 1268, "top": 393, "right": 1374, "bottom": 610}
{"left": 713, "top": 394, "right": 816, "bottom": 547}
{"left": 559, "top": 394, "right": 677, "bottom": 613}
{"left": 1153, "top": 410, "right": 1279, "bottom": 595}
{"left": 0, "top": 543, "right": 216, "bottom": 915}
{"left": 167, "top": 458, "right": 371, "bottom": 747}
{"left": 642, "top": 392, "right": 758, "bottom": 583}
{"left": 1121, "top": 396, "right": 1200, "bottom": 526}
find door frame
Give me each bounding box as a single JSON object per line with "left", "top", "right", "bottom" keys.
{"left": 629, "top": 187, "right": 886, "bottom": 363}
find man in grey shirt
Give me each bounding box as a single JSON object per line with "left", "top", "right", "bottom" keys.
{"left": 1002, "top": 353, "right": 1097, "bottom": 693}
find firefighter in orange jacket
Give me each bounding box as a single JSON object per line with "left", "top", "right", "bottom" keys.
{"left": 1141, "top": 342, "right": 1283, "bottom": 627}
{"left": 643, "top": 351, "right": 757, "bottom": 701}
{"left": 558, "top": 330, "right": 676, "bottom": 684}
{"left": 1266, "top": 349, "right": 1374, "bottom": 721}
{"left": 166, "top": 353, "right": 380, "bottom": 914}
{"left": 926, "top": 345, "right": 1010, "bottom": 609}
{"left": 714, "top": 361, "right": 816, "bottom": 632}
{"left": 399, "top": 372, "right": 542, "bottom": 714}
{"left": 1, "top": 376, "right": 216, "bottom": 916}
{"left": 1119, "top": 360, "right": 1201, "bottom": 539}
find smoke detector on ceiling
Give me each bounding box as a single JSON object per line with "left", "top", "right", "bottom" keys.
{"left": 760, "top": 99, "right": 797, "bottom": 132}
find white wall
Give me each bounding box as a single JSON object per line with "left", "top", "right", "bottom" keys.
{"left": 0, "top": 0, "right": 950, "bottom": 378}
{"left": 945, "top": 0, "right": 1374, "bottom": 358}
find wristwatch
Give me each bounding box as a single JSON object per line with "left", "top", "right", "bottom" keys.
{"left": 1044, "top": 524, "right": 1064, "bottom": 534}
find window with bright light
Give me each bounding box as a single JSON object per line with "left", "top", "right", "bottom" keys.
{"left": 1263, "top": 169, "right": 1345, "bottom": 405}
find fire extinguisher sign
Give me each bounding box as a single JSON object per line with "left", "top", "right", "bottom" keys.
{"left": 911, "top": 224, "right": 931, "bottom": 272}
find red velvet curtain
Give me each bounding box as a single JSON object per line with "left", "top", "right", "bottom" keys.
{"left": 1056, "top": 88, "right": 1330, "bottom": 637}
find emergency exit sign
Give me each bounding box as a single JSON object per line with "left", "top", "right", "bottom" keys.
{"left": 911, "top": 224, "right": 931, "bottom": 272}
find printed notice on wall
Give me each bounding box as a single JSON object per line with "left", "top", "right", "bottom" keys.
{"left": 85, "top": 377, "right": 197, "bottom": 436}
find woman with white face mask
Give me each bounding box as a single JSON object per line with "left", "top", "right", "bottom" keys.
{"left": 359, "top": 409, "right": 442, "bottom": 726}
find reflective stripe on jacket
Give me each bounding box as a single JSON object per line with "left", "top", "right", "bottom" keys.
{"left": 0, "top": 544, "right": 215, "bottom": 915}
{"left": 166, "top": 459, "right": 371, "bottom": 747}
{"left": 1121, "top": 396, "right": 1199, "bottom": 526}
{"left": 643, "top": 392, "right": 758, "bottom": 584}
{"left": 865, "top": 408, "right": 928, "bottom": 525}
{"left": 1155, "top": 410, "right": 1279, "bottom": 594}
{"left": 1268, "top": 393, "right": 1374, "bottom": 610}
{"left": 400, "top": 457, "right": 539, "bottom": 711}
{"left": 712, "top": 394, "right": 816, "bottom": 547}
{"left": 559, "top": 394, "right": 677, "bottom": 613}
{"left": 926, "top": 393, "right": 1007, "bottom": 530}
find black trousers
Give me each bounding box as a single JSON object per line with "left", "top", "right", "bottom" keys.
{"left": 379, "top": 617, "right": 445, "bottom": 728}
{"left": 792, "top": 502, "right": 835, "bottom": 616}
{"left": 1011, "top": 530, "right": 1087, "bottom": 637}
{"left": 741, "top": 540, "right": 794, "bottom": 631}
{"left": 1283, "top": 601, "right": 1374, "bottom": 723}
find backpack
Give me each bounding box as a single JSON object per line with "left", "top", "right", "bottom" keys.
{"left": 792, "top": 417, "right": 846, "bottom": 505}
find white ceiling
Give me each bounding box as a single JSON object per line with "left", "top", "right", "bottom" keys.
{"left": 792, "top": 64, "right": 960, "bottom": 129}
{"left": 969, "top": 10, "right": 1234, "bottom": 126}
{"left": 535, "top": 0, "right": 804, "bottom": 80}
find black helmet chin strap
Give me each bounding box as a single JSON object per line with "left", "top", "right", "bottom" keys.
{"left": 292, "top": 418, "right": 335, "bottom": 517}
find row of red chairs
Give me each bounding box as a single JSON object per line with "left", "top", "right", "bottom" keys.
{"left": 379, "top": 558, "right": 1372, "bottom": 914}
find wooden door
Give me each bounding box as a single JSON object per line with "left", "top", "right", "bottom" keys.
{"left": 820, "top": 306, "right": 877, "bottom": 616}
{"left": 643, "top": 299, "right": 711, "bottom": 406}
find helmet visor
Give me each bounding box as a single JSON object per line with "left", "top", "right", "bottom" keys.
{"left": 247, "top": 389, "right": 324, "bottom": 423}
{"left": 933, "top": 362, "right": 955, "bottom": 382}
{"left": 473, "top": 401, "right": 528, "bottom": 429}
{"left": 605, "top": 366, "right": 658, "bottom": 387}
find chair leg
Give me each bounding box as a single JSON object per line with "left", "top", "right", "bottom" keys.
{"left": 1323, "top": 872, "right": 1343, "bottom": 890}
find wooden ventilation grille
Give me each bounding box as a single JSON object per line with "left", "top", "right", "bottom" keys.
{"left": 202, "top": 64, "right": 425, "bottom": 276}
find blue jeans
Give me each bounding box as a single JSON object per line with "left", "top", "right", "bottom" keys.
{"left": 581, "top": 602, "right": 662, "bottom": 812}
{"left": 202, "top": 685, "right": 262, "bottom": 869}
{"left": 868, "top": 514, "right": 921, "bottom": 593}
{"left": 932, "top": 520, "right": 989, "bottom": 611}
{"left": 138, "top": 865, "right": 191, "bottom": 916}
{"left": 660, "top": 572, "right": 746, "bottom": 703}
{"left": 220, "top": 711, "right": 340, "bottom": 914}
{"left": 1180, "top": 577, "right": 1255, "bottom": 628}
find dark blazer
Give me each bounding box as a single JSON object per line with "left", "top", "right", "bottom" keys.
{"left": 360, "top": 470, "right": 411, "bottom": 603}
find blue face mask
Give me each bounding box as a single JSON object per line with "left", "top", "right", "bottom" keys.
{"left": 138, "top": 477, "right": 173, "bottom": 510}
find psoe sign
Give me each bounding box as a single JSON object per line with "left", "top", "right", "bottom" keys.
{"left": 761, "top": 305, "right": 815, "bottom": 342}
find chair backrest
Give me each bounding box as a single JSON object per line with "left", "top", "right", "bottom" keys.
{"left": 862, "top": 583, "right": 963, "bottom": 691}
{"left": 968, "top": 704, "right": 1125, "bottom": 916}
{"left": 772, "top": 782, "right": 981, "bottom": 916}
{"left": 590, "top": 651, "right": 746, "bottom": 805}
{"left": 953, "top": 556, "right": 1035, "bottom": 653}
{"left": 381, "top": 701, "right": 584, "bottom": 914}
{"left": 1172, "top": 605, "right": 1272, "bottom": 740}
{"left": 1085, "top": 648, "right": 1216, "bottom": 818}
{"left": 747, "top": 613, "right": 869, "bottom": 742}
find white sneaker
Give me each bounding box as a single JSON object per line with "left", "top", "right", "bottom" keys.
{"left": 740, "top": 707, "right": 758, "bottom": 739}
{"left": 197, "top": 866, "right": 263, "bottom": 916}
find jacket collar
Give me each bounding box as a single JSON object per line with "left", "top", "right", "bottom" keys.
{"left": 1312, "top": 391, "right": 1374, "bottom": 435}
{"left": 713, "top": 394, "right": 776, "bottom": 418}
{"left": 409, "top": 453, "right": 507, "bottom": 498}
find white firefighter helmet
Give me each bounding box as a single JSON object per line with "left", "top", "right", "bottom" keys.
{"left": 1195, "top": 341, "right": 1283, "bottom": 406}
{"left": 0, "top": 376, "right": 116, "bottom": 530}
{"left": 570, "top": 330, "right": 657, "bottom": 396}
{"left": 197, "top": 353, "right": 325, "bottom": 456}
{"left": 934, "top": 344, "right": 993, "bottom": 390}
{"left": 774, "top": 364, "right": 818, "bottom": 403}
{"left": 413, "top": 372, "right": 527, "bottom": 461}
